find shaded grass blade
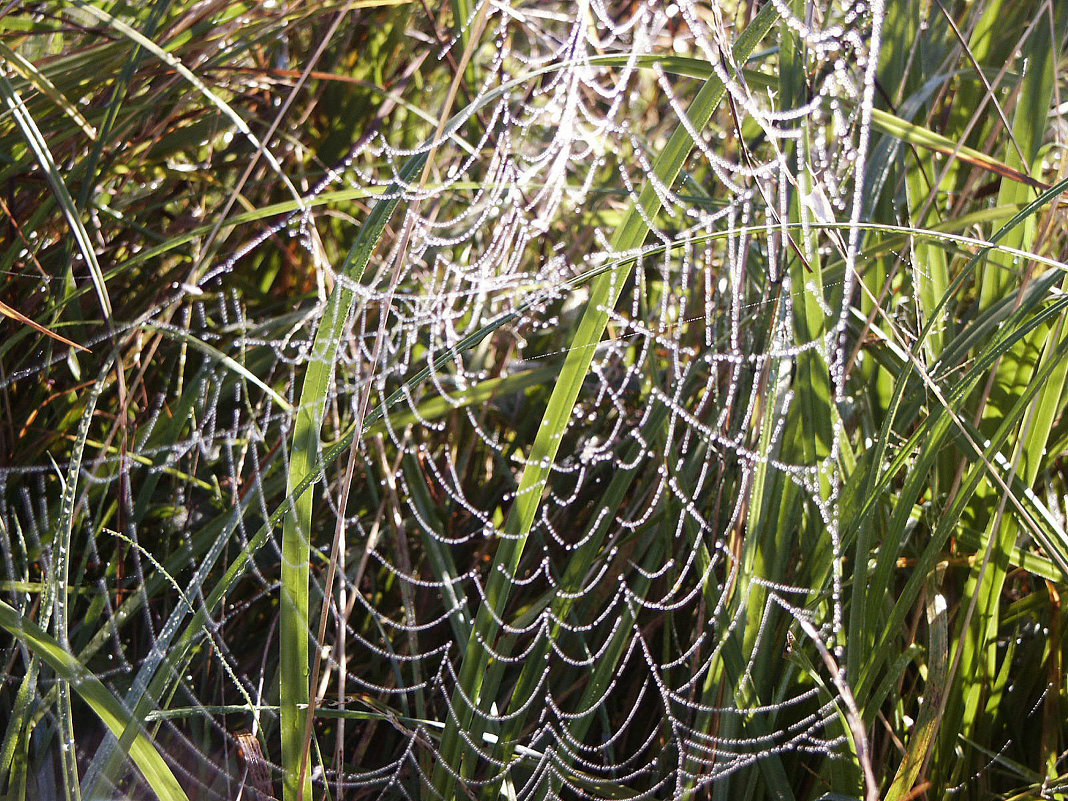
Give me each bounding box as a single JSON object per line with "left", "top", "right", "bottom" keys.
{"left": 0, "top": 599, "right": 190, "bottom": 801}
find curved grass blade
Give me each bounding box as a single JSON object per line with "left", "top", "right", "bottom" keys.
{"left": 0, "top": 70, "right": 114, "bottom": 323}
{"left": 142, "top": 322, "right": 293, "bottom": 414}
{"left": 47, "top": 365, "right": 109, "bottom": 801}
{"left": 0, "top": 599, "right": 190, "bottom": 801}
{"left": 0, "top": 40, "right": 97, "bottom": 140}
{"left": 66, "top": 1, "right": 305, "bottom": 241}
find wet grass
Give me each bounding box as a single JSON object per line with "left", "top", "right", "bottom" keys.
{"left": 2, "top": 2, "right": 1068, "bottom": 800}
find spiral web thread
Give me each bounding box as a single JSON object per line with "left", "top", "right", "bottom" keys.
{"left": 0, "top": 1, "right": 887, "bottom": 799}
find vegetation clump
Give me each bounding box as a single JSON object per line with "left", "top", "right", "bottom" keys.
{"left": 2, "top": 2, "right": 1068, "bottom": 800}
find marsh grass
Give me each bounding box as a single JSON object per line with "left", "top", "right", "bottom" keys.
{"left": 2, "top": 2, "right": 1068, "bottom": 800}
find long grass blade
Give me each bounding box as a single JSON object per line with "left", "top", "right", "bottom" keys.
{"left": 0, "top": 599, "right": 190, "bottom": 801}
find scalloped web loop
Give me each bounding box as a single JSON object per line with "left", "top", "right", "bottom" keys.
{"left": 0, "top": 1, "right": 885, "bottom": 799}
{"left": 365, "top": 2, "right": 885, "bottom": 796}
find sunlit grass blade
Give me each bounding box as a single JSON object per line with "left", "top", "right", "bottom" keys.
{"left": 65, "top": 2, "right": 306, "bottom": 250}
{"left": 0, "top": 70, "right": 114, "bottom": 324}
{"left": 0, "top": 300, "right": 89, "bottom": 353}
{"left": 948, "top": 3, "right": 1068, "bottom": 779}
{"left": 0, "top": 41, "right": 97, "bottom": 141}
{"left": 280, "top": 152, "right": 426, "bottom": 801}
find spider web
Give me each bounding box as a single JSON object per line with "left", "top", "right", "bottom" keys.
{"left": 0, "top": 1, "right": 886, "bottom": 799}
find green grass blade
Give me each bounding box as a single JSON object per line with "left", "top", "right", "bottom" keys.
{"left": 0, "top": 41, "right": 97, "bottom": 141}
{"left": 279, "top": 152, "right": 426, "bottom": 801}
{"left": 49, "top": 367, "right": 108, "bottom": 801}
{"left": 0, "top": 70, "right": 113, "bottom": 322}
{"left": 977, "top": 2, "right": 1063, "bottom": 308}
{"left": 141, "top": 322, "right": 293, "bottom": 414}
{"left": 0, "top": 599, "right": 190, "bottom": 801}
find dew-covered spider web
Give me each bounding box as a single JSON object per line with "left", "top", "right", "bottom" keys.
{"left": 1, "top": 1, "right": 888, "bottom": 799}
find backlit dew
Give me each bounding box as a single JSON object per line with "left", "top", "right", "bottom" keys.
{"left": 0, "top": 1, "right": 899, "bottom": 799}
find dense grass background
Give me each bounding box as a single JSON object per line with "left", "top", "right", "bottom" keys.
{"left": 2, "top": 1, "right": 1068, "bottom": 800}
